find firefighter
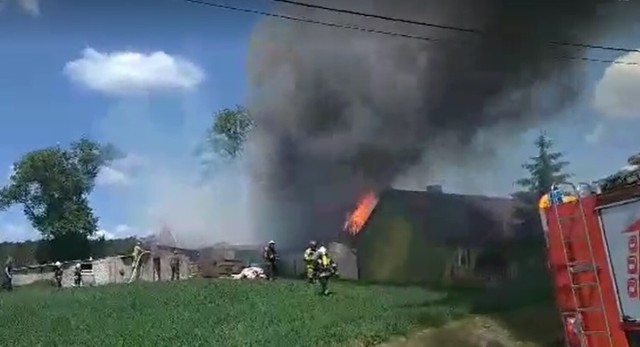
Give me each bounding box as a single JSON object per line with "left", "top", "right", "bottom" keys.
{"left": 73, "top": 264, "right": 82, "bottom": 287}
{"left": 263, "top": 240, "right": 278, "bottom": 280}
{"left": 303, "top": 241, "right": 318, "bottom": 283}
{"left": 130, "top": 241, "right": 145, "bottom": 282}
{"left": 314, "top": 246, "right": 338, "bottom": 296}
{"left": 53, "top": 261, "right": 63, "bottom": 288}
{"left": 2, "top": 256, "right": 13, "bottom": 291}
{"left": 132, "top": 241, "right": 144, "bottom": 260}
{"left": 549, "top": 184, "right": 563, "bottom": 205}
{"left": 170, "top": 249, "right": 180, "bottom": 281}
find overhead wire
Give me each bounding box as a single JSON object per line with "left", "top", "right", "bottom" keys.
{"left": 181, "top": 0, "right": 640, "bottom": 66}
{"left": 271, "top": 0, "right": 640, "bottom": 54}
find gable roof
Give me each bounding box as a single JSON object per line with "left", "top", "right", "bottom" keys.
{"left": 358, "top": 188, "right": 517, "bottom": 247}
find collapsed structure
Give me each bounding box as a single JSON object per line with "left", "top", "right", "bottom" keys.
{"left": 12, "top": 247, "right": 192, "bottom": 288}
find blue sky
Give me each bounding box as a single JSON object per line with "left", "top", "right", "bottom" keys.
{"left": 0, "top": 0, "right": 639, "bottom": 244}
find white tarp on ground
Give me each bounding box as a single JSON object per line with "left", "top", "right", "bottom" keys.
{"left": 231, "top": 266, "right": 266, "bottom": 280}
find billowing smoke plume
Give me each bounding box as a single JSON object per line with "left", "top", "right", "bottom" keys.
{"left": 98, "top": 98, "right": 257, "bottom": 249}
{"left": 246, "top": 0, "right": 639, "bottom": 247}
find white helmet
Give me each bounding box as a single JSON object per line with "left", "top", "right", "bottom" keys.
{"left": 55, "top": 261, "right": 61, "bottom": 267}
{"left": 318, "top": 246, "right": 327, "bottom": 254}
{"left": 75, "top": 263, "right": 81, "bottom": 269}
{"left": 268, "top": 240, "right": 275, "bottom": 245}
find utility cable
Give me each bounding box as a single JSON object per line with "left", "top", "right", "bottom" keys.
{"left": 271, "top": 0, "right": 640, "bottom": 54}
{"left": 181, "top": 0, "right": 640, "bottom": 66}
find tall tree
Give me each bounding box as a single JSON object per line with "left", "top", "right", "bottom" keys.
{"left": 205, "top": 106, "right": 255, "bottom": 160}
{"left": 516, "top": 133, "right": 572, "bottom": 197}
{"left": 0, "top": 138, "right": 118, "bottom": 261}
{"left": 512, "top": 132, "right": 572, "bottom": 239}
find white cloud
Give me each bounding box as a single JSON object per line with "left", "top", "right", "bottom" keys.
{"left": 585, "top": 123, "right": 605, "bottom": 144}
{"left": 63, "top": 48, "right": 205, "bottom": 96}
{"left": 594, "top": 51, "right": 640, "bottom": 119}
{"left": 0, "top": 0, "right": 40, "bottom": 16}
{"left": 18, "top": 0, "right": 39, "bottom": 16}
{"left": 93, "top": 229, "right": 116, "bottom": 240}
{"left": 93, "top": 224, "right": 144, "bottom": 240}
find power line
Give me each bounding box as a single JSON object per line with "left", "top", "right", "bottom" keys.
{"left": 182, "top": 0, "right": 452, "bottom": 44}
{"left": 271, "top": 0, "right": 640, "bottom": 54}
{"left": 274, "top": 0, "right": 481, "bottom": 34}
{"left": 181, "top": 0, "right": 640, "bottom": 66}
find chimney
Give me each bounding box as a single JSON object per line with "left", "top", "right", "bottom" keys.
{"left": 426, "top": 185, "right": 443, "bottom": 193}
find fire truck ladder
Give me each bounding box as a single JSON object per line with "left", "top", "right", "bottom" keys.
{"left": 552, "top": 182, "right": 613, "bottom": 347}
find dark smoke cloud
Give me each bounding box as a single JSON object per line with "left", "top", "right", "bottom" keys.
{"left": 245, "top": 0, "right": 639, "bottom": 247}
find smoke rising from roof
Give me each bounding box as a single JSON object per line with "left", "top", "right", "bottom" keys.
{"left": 245, "top": 0, "right": 639, "bottom": 247}
{"left": 98, "top": 98, "right": 257, "bottom": 249}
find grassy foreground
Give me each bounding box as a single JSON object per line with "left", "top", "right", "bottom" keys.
{"left": 0, "top": 279, "right": 469, "bottom": 347}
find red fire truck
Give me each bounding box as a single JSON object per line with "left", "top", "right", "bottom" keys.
{"left": 540, "top": 167, "right": 640, "bottom": 347}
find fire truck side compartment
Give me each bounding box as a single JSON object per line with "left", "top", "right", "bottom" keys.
{"left": 598, "top": 198, "right": 640, "bottom": 321}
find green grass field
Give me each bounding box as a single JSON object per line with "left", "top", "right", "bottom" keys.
{"left": 0, "top": 279, "right": 471, "bottom": 347}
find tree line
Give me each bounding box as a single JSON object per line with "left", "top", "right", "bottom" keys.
{"left": 0, "top": 105, "right": 571, "bottom": 266}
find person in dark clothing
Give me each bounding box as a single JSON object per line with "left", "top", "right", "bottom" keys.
{"left": 153, "top": 257, "right": 161, "bottom": 282}
{"left": 2, "top": 257, "right": 13, "bottom": 291}
{"left": 73, "top": 264, "right": 82, "bottom": 287}
{"left": 170, "top": 250, "right": 181, "bottom": 281}
{"left": 263, "top": 240, "right": 278, "bottom": 280}
{"left": 53, "top": 261, "right": 63, "bottom": 288}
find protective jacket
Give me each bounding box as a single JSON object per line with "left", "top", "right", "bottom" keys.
{"left": 315, "top": 254, "right": 337, "bottom": 278}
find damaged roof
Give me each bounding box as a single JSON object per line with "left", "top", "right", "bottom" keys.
{"left": 358, "top": 188, "right": 517, "bottom": 247}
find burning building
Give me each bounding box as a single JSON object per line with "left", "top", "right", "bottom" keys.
{"left": 346, "top": 186, "right": 523, "bottom": 285}
{"left": 344, "top": 190, "right": 379, "bottom": 237}
{"left": 269, "top": 185, "right": 526, "bottom": 285}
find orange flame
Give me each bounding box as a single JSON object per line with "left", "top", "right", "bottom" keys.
{"left": 344, "top": 191, "right": 378, "bottom": 236}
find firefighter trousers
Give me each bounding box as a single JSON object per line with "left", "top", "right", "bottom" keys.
{"left": 306, "top": 264, "right": 315, "bottom": 283}
{"left": 318, "top": 275, "right": 330, "bottom": 295}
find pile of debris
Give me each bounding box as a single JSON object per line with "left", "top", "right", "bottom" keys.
{"left": 197, "top": 256, "right": 245, "bottom": 278}
{"left": 596, "top": 152, "right": 640, "bottom": 194}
